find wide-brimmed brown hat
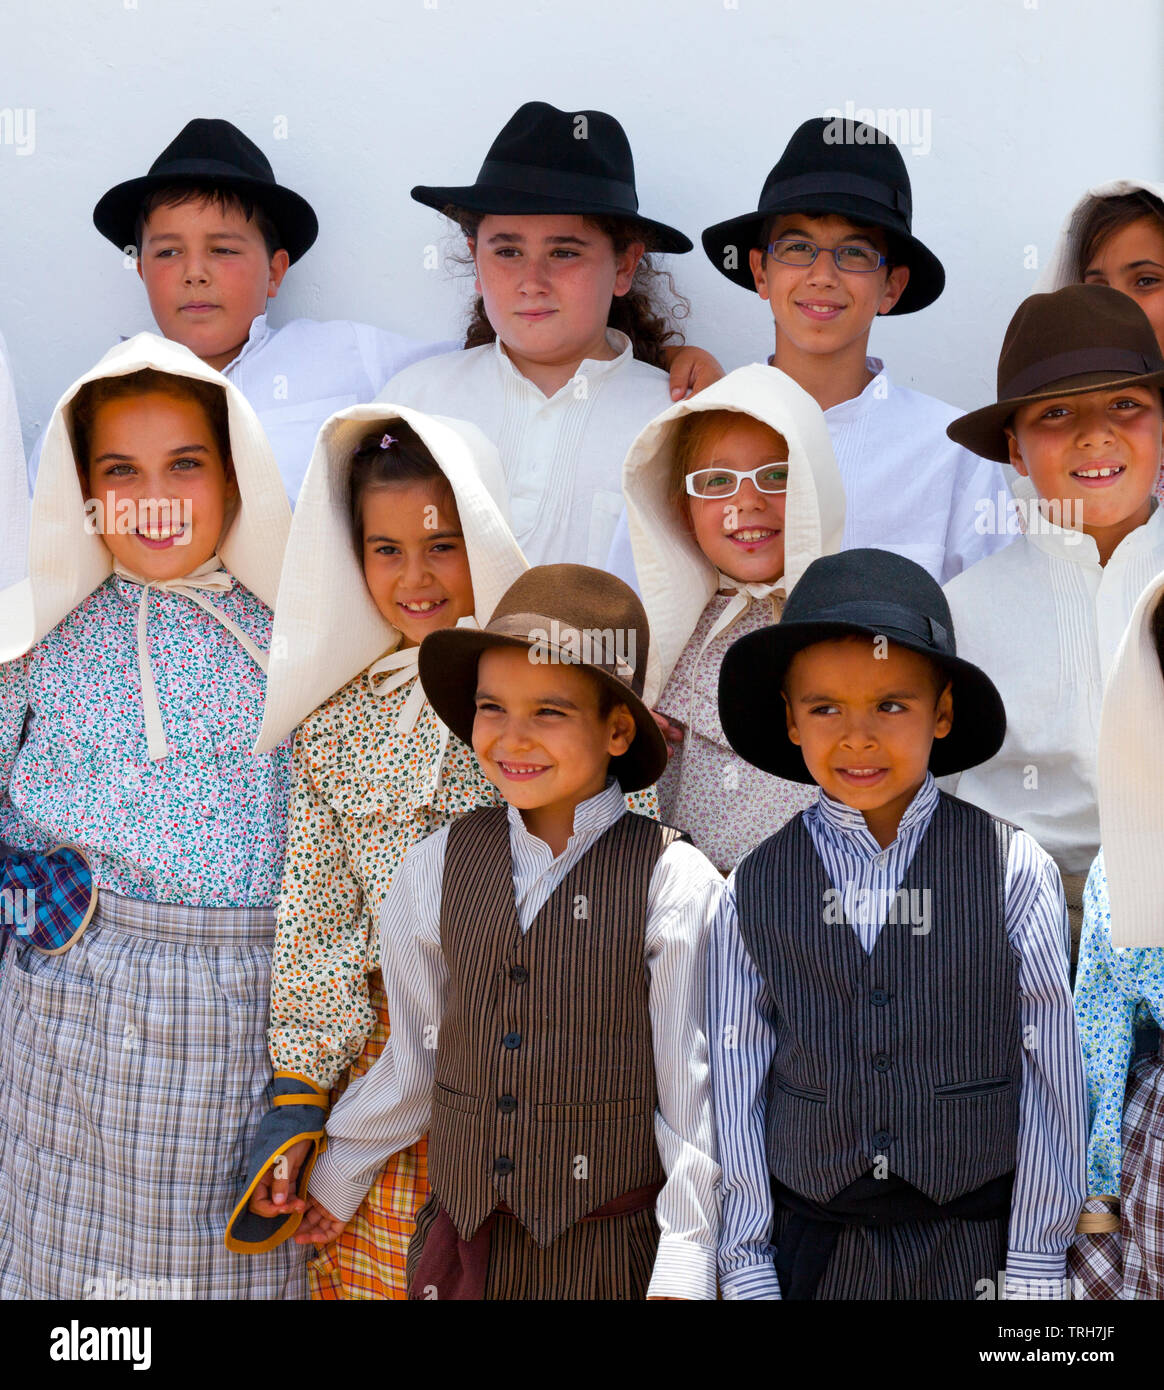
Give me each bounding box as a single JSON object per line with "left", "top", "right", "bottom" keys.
{"left": 948, "top": 284, "right": 1164, "bottom": 461}
{"left": 418, "top": 564, "right": 666, "bottom": 793}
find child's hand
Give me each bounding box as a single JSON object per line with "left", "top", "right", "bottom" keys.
{"left": 665, "top": 345, "right": 726, "bottom": 401}
{"left": 294, "top": 1195, "right": 347, "bottom": 1246}
{"left": 652, "top": 710, "right": 684, "bottom": 759}
{"left": 247, "top": 1138, "right": 313, "bottom": 1218}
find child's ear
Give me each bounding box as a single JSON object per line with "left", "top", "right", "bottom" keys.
{"left": 748, "top": 247, "right": 771, "bottom": 301}
{"left": 782, "top": 690, "right": 801, "bottom": 746}
{"left": 932, "top": 680, "right": 954, "bottom": 741}
{"left": 613, "top": 242, "right": 645, "bottom": 298}
{"left": 877, "top": 264, "right": 910, "bottom": 315}
{"left": 607, "top": 702, "right": 636, "bottom": 757}
{"left": 266, "top": 250, "right": 291, "bottom": 300}
{"left": 1005, "top": 427, "right": 1030, "bottom": 478}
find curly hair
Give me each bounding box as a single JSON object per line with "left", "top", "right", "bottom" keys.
{"left": 444, "top": 207, "right": 689, "bottom": 369}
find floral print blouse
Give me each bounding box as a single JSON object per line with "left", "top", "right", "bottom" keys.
{"left": 1074, "top": 849, "right": 1164, "bottom": 1195}
{"left": 0, "top": 575, "right": 290, "bottom": 906}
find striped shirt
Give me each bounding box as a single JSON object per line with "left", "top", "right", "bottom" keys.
{"left": 709, "top": 774, "right": 1088, "bottom": 1300}
{"left": 309, "top": 778, "right": 725, "bottom": 1300}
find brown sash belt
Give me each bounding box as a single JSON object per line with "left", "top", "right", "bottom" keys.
{"left": 407, "top": 1180, "right": 664, "bottom": 1301}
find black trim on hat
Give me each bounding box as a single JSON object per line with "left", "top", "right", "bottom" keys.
{"left": 1002, "top": 348, "right": 1159, "bottom": 401}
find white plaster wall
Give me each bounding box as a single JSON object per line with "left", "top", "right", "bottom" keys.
{"left": 0, "top": 0, "right": 1160, "bottom": 453}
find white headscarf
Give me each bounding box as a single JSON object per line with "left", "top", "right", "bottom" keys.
{"left": 0, "top": 332, "right": 290, "bottom": 759}
{"left": 254, "top": 403, "right": 527, "bottom": 754}
{"left": 1035, "top": 179, "right": 1164, "bottom": 293}
{"left": 621, "top": 362, "right": 845, "bottom": 706}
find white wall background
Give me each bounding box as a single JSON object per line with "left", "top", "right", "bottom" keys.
{"left": 0, "top": 0, "right": 1160, "bottom": 454}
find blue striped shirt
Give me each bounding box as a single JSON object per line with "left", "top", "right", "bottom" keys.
{"left": 709, "top": 774, "right": 1088, "bottom": 1300}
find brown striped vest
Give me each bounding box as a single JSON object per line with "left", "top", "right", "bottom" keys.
{"left": 428, "top": 806, "right": 679, "bottom": 1247}
{"left": 736, "top": 793, "right": 1022, "bottom": 1206}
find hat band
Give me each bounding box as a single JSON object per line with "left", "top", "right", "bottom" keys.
{"left": 487, "top": 611, "right": 637, "bottom": 685}
{"left": 148, "top": 156, "right": 275, "bottom": 184}
{"left": 1001, "top": 348, "right": 1161, "bottom": 401}
{"left": 808, "top": 599, "right": 949, "bottom": 652}
{"left": 476, "top": 160, "right": 640, "bottom": 213}
{"left": 763, "top": 172, "right": 909, "bottom": 218}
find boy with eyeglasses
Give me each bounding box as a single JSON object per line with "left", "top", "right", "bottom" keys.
{"left": 695, "top": 118, "right": 1011, "bottom": 584}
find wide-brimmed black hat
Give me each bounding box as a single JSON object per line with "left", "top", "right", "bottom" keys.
{"left": 948, "top": 283, "right": 1164, "bottom": 462}
{"left": 701, "top": 117, "right": 944, "bottom": 313}
{"left": 718, "top": 549, "right": 1006, "bottom": 783}
{"left": 419, "top": 564, "right": 667, "bottom": 793}
{"left": 411, "top": 101, "right": 691, "bottom": 254}
{"left": 93, "top": 118, "right": 319, "bottom": 264}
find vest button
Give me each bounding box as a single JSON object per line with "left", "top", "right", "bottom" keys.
{"left": 498, "top": 1094, "right": 517, "bottom": 1114}
{"left": 502, "top": 1031, "right": 522, "bottom": 1050}
{"left": 870, "top": 988, "right": 889, "bottom": 1006}
{"left": 509, "top": 965, "right": 529, "bottom": 984}
{"left": 872, "top": 1053, "right": 891, "bottom": 1072}
{"left": 493, "top": 1156, "right": 514, "bottom": 1176}
{"left": 872, "top": 1130, "right": 893, "bottom": 1149}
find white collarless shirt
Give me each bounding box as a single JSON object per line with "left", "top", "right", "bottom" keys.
{"left": 944, "top": 488, "right": 1164, "bottom": 876}
{"left": 381, "top": 330, "right": 672, "bottom": 569}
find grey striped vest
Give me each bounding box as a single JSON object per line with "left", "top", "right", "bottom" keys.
{"left": 736, "top": 793, "right": 1022, "bottom": 1206}
{"left": 429, "top": 807, "right": 678, "bottom": 1247}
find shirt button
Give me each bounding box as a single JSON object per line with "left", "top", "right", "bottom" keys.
{"left": 870, "top": 989, "right": 889, "bottom": 1006}
{"left": 872, "top": 1130, "right": 893, "bottom": 1149}
{"left": 509, "top": 965, "right": 529, "bottom": 984}
{"left": 873, "top": 1053, "right": 891, "bottom": 1073}
{"left": 497, "top": 1094, "right": 517, "bottom": 1114}
{"left": 502, "top": 1032, "right": 522, "bottom": 1050}
{"left": 493, "top": 1156, "right": 514, "bottom": 1176}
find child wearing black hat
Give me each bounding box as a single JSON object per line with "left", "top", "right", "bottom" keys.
{"left": 297, "top": 565, "right": 724, "bottom": 1299}
{"left": 693, "top": 118, "right": 1009, "bottom": 586}
{"left": 709, "top": 548, "right": 1087, "bottom": 1300}
{"left": 943, "top": 283, "right": 1164, "bottom": 954}
{"left": 380, "top": 102, "right": 720, "bottom": 575}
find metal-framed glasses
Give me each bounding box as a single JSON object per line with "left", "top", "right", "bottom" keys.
{"left": 767, "top": 238, "right": 886, "bottom": 274}
{"left": 685, "top": 463, "right": 790, "bottom": 499}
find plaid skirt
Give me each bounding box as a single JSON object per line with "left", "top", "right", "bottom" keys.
{"left": 0, "top": 891, "right": 307, "bottom": 1300}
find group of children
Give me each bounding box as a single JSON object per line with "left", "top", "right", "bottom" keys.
{"left": 1, "top": 100, "right": 1163, "bottom": 1301}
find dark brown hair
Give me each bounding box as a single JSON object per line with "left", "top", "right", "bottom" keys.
{"left": 71, "top": 368, "right": 232, "bottom": 478}
{"left": 133, "top": 185, "right": 283, "bottom": 258}
{"left": 348, "top": 420, "right": 457, "bottom": 554}
{"left": 1153, "top": 592, "right": 1164, "bottom": 682}
{"left": 445, "top": 207, "right": 689, "bottom": 369}
{"left": 1075, "top": 191, "right": 1164, "bottom": 280}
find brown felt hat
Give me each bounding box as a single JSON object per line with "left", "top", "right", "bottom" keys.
{"left": 948, "top": 284, "right": 1164, "bottom": 461}
{"left": 418, "top": 564, "right": 667, "bottom": 793}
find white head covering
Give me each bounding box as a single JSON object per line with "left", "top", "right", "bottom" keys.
{"left": 254, "top": 403, "right": 527, "bottom": 754}
{"left": 621, "top": 362, "right": 845, "bottom": 706}
{"left": 0, "top": 332, "right": 290, "bottom": 759}
{"left": 1035, "top": 179, "right": 1164, "bottom": 293}
{"left": 1097, "top": 566, "right": 1164, "bottom": 946}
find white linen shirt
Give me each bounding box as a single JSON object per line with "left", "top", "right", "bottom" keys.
{"left": 0, "top": 330, "right": 28, "bottom": 589}
{"left": 308, "top": 778, "right": 724, "bottom": 1300}
{"left": 380, "top": 331, "right": 672, "bottom": 569}
{"left": 26, "top": 314, "right": 454, "bottom": 506}
{"left": 606, "top": 357, "right": 1011, "bottom": 590}
{"left": 944, "top": 491, "right": 1164, "bottom": 876}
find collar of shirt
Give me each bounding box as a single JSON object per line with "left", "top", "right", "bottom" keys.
{"left": 219, "top": 313, "right": 271, "bottom": 376}
{"left": 821, "top": 357, "right": 891, "bottom": 423}
{"left": 1012, "top": 474, "right": 1163, "bottom": 567}
{"left": 491, "top": 329, "right": 633, "bottom": 403}
{"left": 807, "top": 770, "right": 939, "bottom": 859}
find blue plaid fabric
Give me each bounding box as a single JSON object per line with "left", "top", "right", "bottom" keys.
{"left": 0, "top": 845, "right": 95, "bottom": 953}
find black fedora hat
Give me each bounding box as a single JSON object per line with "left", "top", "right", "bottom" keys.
{"left": 93, "top": 118, "right": 319, "bottom": 264}
{"left": 418, "top": 564, "right": 667, "bottom": 794}
{"left": 948, "top": 284, "right": 1164, "bottom": 462}
{"left": 411, "top": 101, "right": 692, "bottom": 254}
{"left": 701, "top": 117, "right": 944, "bottom": 314}
{"left": 718, "top": 549, "right": 1006, "bottom": 783}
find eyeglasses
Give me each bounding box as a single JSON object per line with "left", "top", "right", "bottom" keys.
{"left": 767, "top": 238, "right": 886, "bottom": 274}
{"left": 685, "top": 463, "right": 789, "bottom": 499}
